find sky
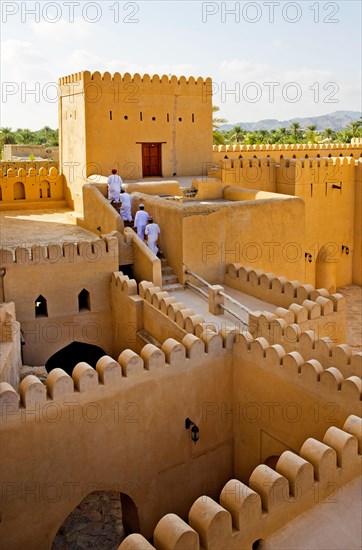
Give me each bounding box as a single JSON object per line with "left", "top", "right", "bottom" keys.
{"left": 1, "top": 0, "right": 361, "bottom": 129}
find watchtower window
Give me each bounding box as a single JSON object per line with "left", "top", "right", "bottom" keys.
{"left": 192, "top": 113, "right": 195, "bottom": 122}
{"left": 167, "top": 113, "right": 169, "bottom": 122}
{"left": 35, "top": 295, "right": 48, "bottom": 317}
{"left": 110, "top": 111, "right": 113, "bottom": 120}
{"left": 140, "top": 112, "right": 143, "bottom": 121}
{"left": 78, "top": 289, "right": 91, "bottom": 311}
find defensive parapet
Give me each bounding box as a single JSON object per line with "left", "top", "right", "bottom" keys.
{"left": 225, "top": 263, "right": 346, "bottom": 342}
{"left": 0, "top": 166, "right": 65, "bottom": 208}
{"left": 212, "top": 142, "right": 362, "bottom": 163}
{"left": 0, "top": 303, "right": 21, "bottom": 387}
{"left": 111, "top": 273, "right": 238, "bottom": 358}
{"left": 207, "top": 157, "right": 276, "bottom": 191}
{"left": 0, "top": 235, "right": 118, "bottom": 266}
{"left": 120, "top": 415, "right": 362, "bottom": 550}
{"left": 59, "top": 70, "right": 213, "bottom": 98}
{"left": 275, "top": 156, "right": 355, "bottom": 197}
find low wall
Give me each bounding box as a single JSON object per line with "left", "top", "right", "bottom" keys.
{"left": 79, "top": 184, "right": 124, "bottom": 235}
{"left": 120, "top": 414, "right": 362, "bottom": 550}
{"left": 0, "top": 166, "right": 65, "bottom": 209}
{"left": 123, "top": 228, "right": 162, "bottom": 288}
{"left": 212, "top": 142, "right": 362, "bottom": 163}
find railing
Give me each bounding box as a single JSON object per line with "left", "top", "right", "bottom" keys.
{"left": 184, "top": 267, "right": 250, "bottom": 327}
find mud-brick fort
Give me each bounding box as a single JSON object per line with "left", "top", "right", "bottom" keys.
{"left": 0, "top": 71, "right": 361, "bottom": 550}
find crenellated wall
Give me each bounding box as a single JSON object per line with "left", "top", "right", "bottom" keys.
{"left": 212, "top": 141, "right": 362, "bottom": 163}
{"left": 0, "top": 333, "right": 234, "bottom": 550}
{"left": 0, "top": 166, "right": 65, "bottom": 210}
{"left": 119, "top": 414, "right": 362, "bottom": 550}
{"left": 0, "top": 236, "right": 118, "bottom": 364}
{"left": 208, "top": 157, "right": 276, "bottom": 191}
{"left": 225, "top": 263, "right": 346, "bottom": 342}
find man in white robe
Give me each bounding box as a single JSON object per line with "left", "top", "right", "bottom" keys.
{"left": 145, "top": 218, "right": 161, "bottom": 255}
{"left": 134, "top": 204, "right": 149, "bottom": 241}
{"left": 107, "top": 169, "right": 122, "bottom": 202}
{"left": 120, "top": 189, "right": 132, "bottom": 222}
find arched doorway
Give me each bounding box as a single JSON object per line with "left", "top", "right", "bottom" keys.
{"left": 45, "top": 341, "right": 107, "bottom": 376}
{"left": 52, "top": 490, "right": 139, "bottom": 549}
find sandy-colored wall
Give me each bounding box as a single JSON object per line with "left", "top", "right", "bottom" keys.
{"left": 0, "top": 341, "right": 234, "bottom": 550}
{"left": 182, "top": 197, "right": 306, "bottom": 285}
{"left": 212, "top": 142, "right": 362, "bottom": 163}
{"left": 59, "top": 71, "right": 213, "bottom": 212}
{"left": 232, "top": 335, "right": 361, "bottom": 482}
{"left": 354, "top": 160, "right": 362, "bottom": 285}
{"left": 0, "top": 166, "right": 65, "bottom": 210}
{"left": 79, "top": 184, "right": 124, "bottom": 234}
{"left": 2, "top": 145, "right": 59, "bottom": 162}
{"left": 209, "top": 158, "right": 276, "bottom": 192}
{"left": 276, "top": 158, "right": 355, "bottom": 290}
{"left": 0, "top": 238, "right": 118, "bottom": 365}
{"left": 59, "top": 87, "right": 87, "bottom": 211}
{"left": 123, "top": 228, "right": 162, "bottom": 288}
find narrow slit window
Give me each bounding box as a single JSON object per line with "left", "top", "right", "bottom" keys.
{"left": 167, "top": 113, "right": 169, "bottom": 122}
{"left": 192, "top": 113, "right": 195, "bottom": 122}
{"left": 110, "top": 111, "right": 112, "bottom": 120}
{"left": 140, "top": 112, "right": 143, "bottom": 121}
{"left": 78, "top": 289, "right": 91, "bottom": 311}
{"left": 35, "top": 295, "right": 48, "bottom": 318}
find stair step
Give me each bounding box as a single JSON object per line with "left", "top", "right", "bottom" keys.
{"left": 161, "top": 258, "right": 168, "bottom": 265}
{"left": 162, "top": 274, "right": 178, "bottom": 285}
{"left": 162, "top": 283, "right": 184, "bottom": 291}
{"left": 161, "top": 266, "right": 174, "bottom": 274}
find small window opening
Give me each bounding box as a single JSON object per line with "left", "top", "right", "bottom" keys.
{"left": 78, "top": 289, "right": 91, "bottom": 311}
{"left": 35, "top": 295, "right": 48, "bottom": 317}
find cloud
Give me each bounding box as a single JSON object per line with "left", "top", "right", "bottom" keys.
{"left": 30, "top": 18, "right": 95, "bottom": 41}
{"left": 1, "top": 40, "right": 53, "bottom": 81}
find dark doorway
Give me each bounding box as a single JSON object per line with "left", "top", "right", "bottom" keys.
{"left": 142, "top": 143, "right": 162, "bottom": 177}
{"left": 45, "top": 341, "right": 106, "bottom": 376}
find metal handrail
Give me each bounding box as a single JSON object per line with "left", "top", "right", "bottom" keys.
{"left": 218, "top": 290, "right": 252, "bottom": 315}
{"left": 184, "top": 268, "right": 211, "bottom": 288}
{"left": 185, "top": 280, "right": 209, "bottom": 299}
{"left": 219, "top": 304, "right": 248, "bottom": 326}
{"left": 185, "top": 266, "right": 250, "bottom": 325}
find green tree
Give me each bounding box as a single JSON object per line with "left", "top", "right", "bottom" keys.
{"left": 229, "top": 125, "right": 245, "bottom": 144}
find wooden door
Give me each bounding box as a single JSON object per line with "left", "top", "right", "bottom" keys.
{"left": 142, "top": 143, "right": 161, "bottom": 177}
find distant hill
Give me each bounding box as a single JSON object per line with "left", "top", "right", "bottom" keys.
{"left": 219, "top": 111, "right": 361, "bottom": 132}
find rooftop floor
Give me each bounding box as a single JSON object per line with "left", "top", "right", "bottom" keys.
{"left": 0, "top": 208, "right": 96, "bottom": 250}
{"left": 263, "top": 476, "right": 362, "bottom": 550}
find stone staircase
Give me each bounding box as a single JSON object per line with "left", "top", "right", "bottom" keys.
{"left": 161, "top": 258, "right": 183, "bottom": 291}
{"left": 181, "top": 187, "right": 198, "bottom": 199}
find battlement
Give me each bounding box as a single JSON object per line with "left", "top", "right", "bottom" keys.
{"left": 120, "top": 415, "right": 362, "bottom": 550}
{"left": 0, "top": 165, "right": 65, "bottom": 206}
{"left": 213, "top": 143, "right": 362, "bottom": 153}
{"left": 59, "top": 70, "right": 213, "bottom": 97}
{"left": 0, "top": 235, "right": 118, "bottom": 265}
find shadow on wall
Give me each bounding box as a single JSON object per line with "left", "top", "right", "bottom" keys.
{"left": 45, "top": 341, "right": 107, "bottom": 376}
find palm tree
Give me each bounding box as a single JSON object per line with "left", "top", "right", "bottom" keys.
{"left": 306, "top": 125, "right": 318, "bottom": 144}
{"left": 212, "top": 105, "right": 227, "bottom": 129}
{"left": 290, "top": 122, "right": 302, "bottom": 142}
{"left": 0, "top": 127, "right": 16, "bottom": 144}
{"left": 321, "top": 128, "right": 336, "bottom": 142}
{"left": 229, "top": 125, "right": 245, "bottom": 143}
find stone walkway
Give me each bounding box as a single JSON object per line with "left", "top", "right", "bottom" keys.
{"left": 337, "top": 285, "right": 362, "bottom": 353}
{"left": 52, "top": 491, "right": 125, "bottom": 550}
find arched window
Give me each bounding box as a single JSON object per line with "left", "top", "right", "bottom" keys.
{"left": 14, "top": 181, "right": 25, "bottom": 200}
{"left": 35, "top": 295, "right": 48, "bottom": 317}
{"left": 78, "top": 289, "right": 91, "bottom": 311}
{"left": 39, "top": 180, "right": 50, "bottom": 199}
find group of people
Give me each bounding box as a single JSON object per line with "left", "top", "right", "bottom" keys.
{"left": 107, "top": 169, "right": 161, "bottom": 255}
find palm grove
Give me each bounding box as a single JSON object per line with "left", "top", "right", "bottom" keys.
{"left": 212, "top": 107, "right": 362, "bottom": 145}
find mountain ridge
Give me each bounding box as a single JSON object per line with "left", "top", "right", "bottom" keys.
{"left": 218, "top": 110, "right": 361, "bottom": 132}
